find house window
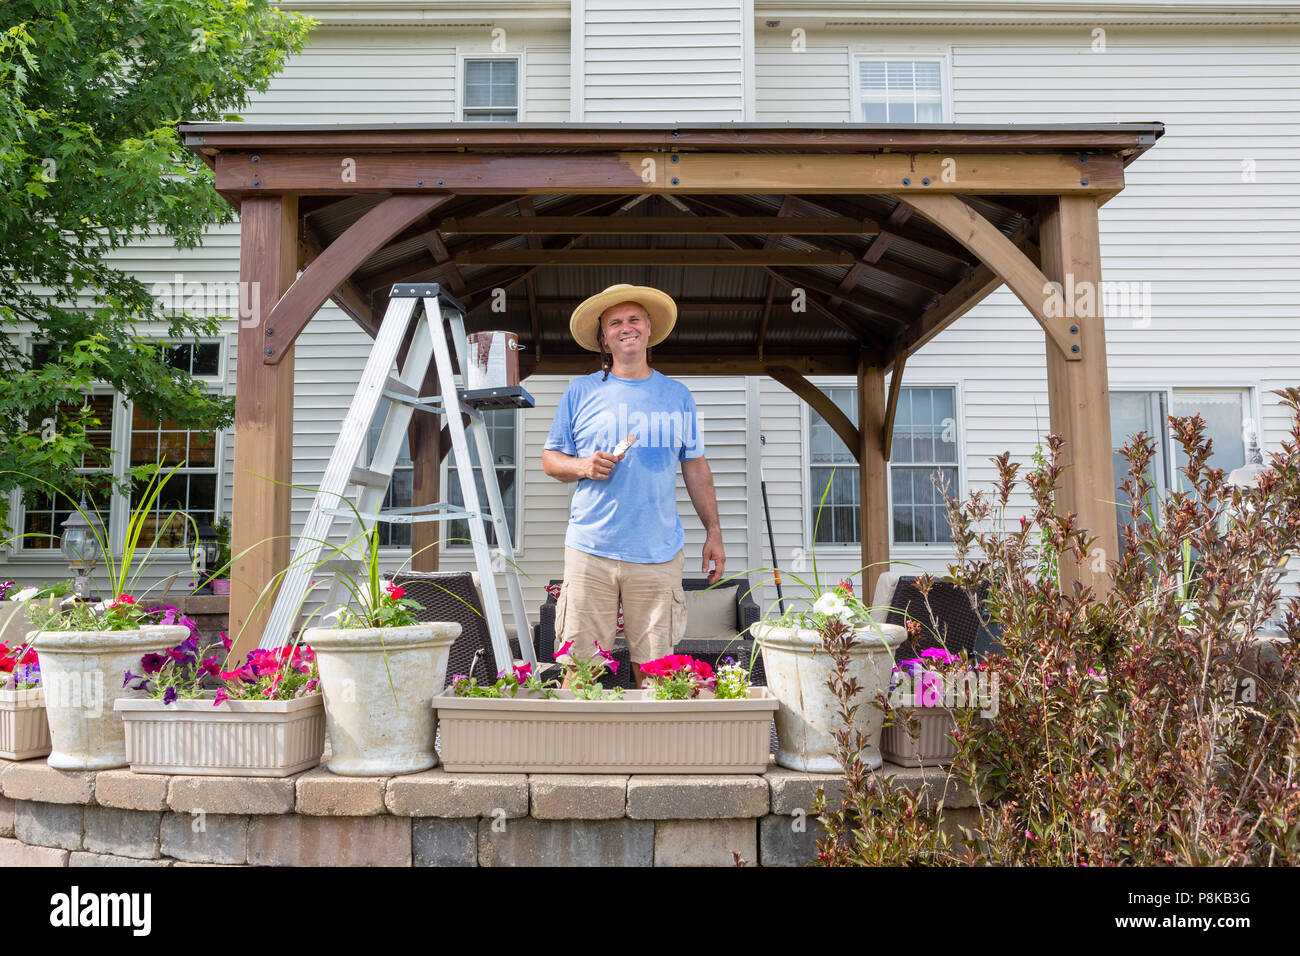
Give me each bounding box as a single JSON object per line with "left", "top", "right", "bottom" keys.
{"left": 1111, "top": 387, "right": 1253, "bottom": 535}
{"left": 808, "top": 384, "right": 959, "bottom": 546}
{"left": 856, "top": 57, "right": 947, "bottom": 123}
{"left": 18, "top": 341, "right": 224, "bottom": 552}
{"left": 367, "top": 403, "right": 519, "bottom": 550}
{"left": 462, "top": 58, "right": 519, "bottom": 122}
{"left": 20, "top": 392, "right": 116, "bottom": 550}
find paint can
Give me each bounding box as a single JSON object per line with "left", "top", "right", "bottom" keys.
{"left": 466, "top": 331, "right": 522, "bottom": 389}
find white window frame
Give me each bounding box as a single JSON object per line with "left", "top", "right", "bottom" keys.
{"left": 439, "top": 410, "right": 526, "bottom": 554}
{"left": 801, "top": 377, "right": 965, "bottom": 556}
{"left": 1110, "top": 383, "right": 1260, "bottom": 499}
{"left": 8, "top": 337, "right": 227, "bottom": 560}
{"left": 851, "top": 51, "right": 953, "bottom": 124}
{"left": 371, "top": 407, "right": 526, "bottom": 556}
{"left": 455, "top": 51, "right": 526, "bottom": 123}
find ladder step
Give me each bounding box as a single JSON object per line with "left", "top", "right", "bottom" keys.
{"left": 349, "top": 466, "right": 390, "bottom": 490}
{"left": 323, "top": 503, "right": 481, "bottom": 525}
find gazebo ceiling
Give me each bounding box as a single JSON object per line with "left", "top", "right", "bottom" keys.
{"left": 181, "top": 122, "right": 1163, "bottom": 375}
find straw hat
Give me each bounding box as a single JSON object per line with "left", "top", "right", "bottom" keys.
{"left": 569, "top": 284, "right": 678, "bottom": 352}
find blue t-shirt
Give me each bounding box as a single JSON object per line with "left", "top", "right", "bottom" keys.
{"left": 544, "top": 370, "right": 706, "bottom": 564}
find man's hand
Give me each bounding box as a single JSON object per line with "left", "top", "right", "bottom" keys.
{"left": 543, "top": 448, "right": 624, "bottom": 482}
{"left": 581, "top": 450, "right": 624, "bottom": 480}
{"left": 702, "top": 530, "right": 726, "bottom": 585}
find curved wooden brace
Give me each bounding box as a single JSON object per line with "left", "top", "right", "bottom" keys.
{"left": 263, "top": 194, "right": 453, "bottom": 364}
{"left": 895, "top": 193, "right": 1078, "bottom": 360}
{"left": 766, "top": 365, "right": 861, "bottom": 464}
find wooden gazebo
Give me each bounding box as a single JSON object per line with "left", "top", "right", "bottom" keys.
{"left": 180, "top": 121, "right": 1163, "bottom": 654}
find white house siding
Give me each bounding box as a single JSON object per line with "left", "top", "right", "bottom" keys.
{"left": 749, "top": 23, "right": 1300, "bottom": 604}
{"left": 577, "top": 0, "right": 748, "bottom": 121}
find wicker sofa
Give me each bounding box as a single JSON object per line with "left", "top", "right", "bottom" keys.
{"left": 536, "top": 577, "right": 765, "bottom": 688}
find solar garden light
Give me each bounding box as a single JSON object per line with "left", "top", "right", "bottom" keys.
{"left": 60, "top": 503, "right": 105, "bottom": 600}
{"left": 189, "top": 518, "right": 219, "bottom": 594}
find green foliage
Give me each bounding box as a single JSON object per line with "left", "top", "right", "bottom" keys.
{"left": 0, "top": 0, "right": 314, "bottom": 530}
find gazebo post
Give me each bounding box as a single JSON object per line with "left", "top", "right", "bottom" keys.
{"left": 408, "top": 363, "right": 441, "bottom": 572}
{"left": 857, "top": 351, "right": 890, "bottom": 602}
{"left": 229, "top": 195, "right": 298, "bottom": 661}
{"left": 1039, "top": 195, "right": 1120, "bottom": 594}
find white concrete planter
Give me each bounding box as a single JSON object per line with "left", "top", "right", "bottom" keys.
{"left": 880, "top": 706, "right": 959, "bottom": 768}
{"left": 115, "top": 694, "right": 325, "bottom": 776}
{"left": 32, "top": 625, "right": 189, "bottom": 770}
{"left": 0, "top": 688, "right": 52, "bottom": 760}
{"left": 304, "top": 622, "right": 459, "bottom": 777}
{"left": 435, "top": 689, "right": 779, "bottom": 773}
{"left": 753, "top": 621, "right": 907, "bottom": 773}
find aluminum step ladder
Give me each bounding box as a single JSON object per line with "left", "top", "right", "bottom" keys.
{"left": 257, "top": 283, "right": 535, "bottom": 673}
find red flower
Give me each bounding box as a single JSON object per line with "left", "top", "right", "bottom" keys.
{"left": 112, "top": 594, "right": 136, "bottom": 606}
{"left": 837, "top": 578, "right": 855, "bottom": 595}
{"left": 385, "top": 584, "right": 405, "bottom": 601}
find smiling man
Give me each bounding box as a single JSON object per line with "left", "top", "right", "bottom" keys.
{"left": 542, "top": 283, "right": 724, "bottom": 687}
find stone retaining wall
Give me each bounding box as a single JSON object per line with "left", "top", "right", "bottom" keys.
{"left": 0, "top": 759, "right": 977, "bottom": 867}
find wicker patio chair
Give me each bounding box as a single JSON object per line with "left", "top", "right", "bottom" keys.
{"left": 536, "top": 576, "right": 766, "bottom": 687}
{"left": 391, "top": 570, "right": 529, "bottom": 688}
{"left": 870, "top": 573, "right": 1003, "bottom": 663}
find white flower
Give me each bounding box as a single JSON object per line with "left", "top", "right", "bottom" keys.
{"left": 8, "top": 587, "right": 39, "bottom": 603}
{"left": 322, "top": 607, "right": 345, "bottom": 623}
{"left": 812, "top": 591, "right": 847, "bottom": 617}
{"left": 60, "top": 596, "right": 78, "bottom": 607}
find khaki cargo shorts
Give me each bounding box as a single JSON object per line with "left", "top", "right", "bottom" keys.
{"left": 554, "top": 546, "right": 685, "bottom": 665}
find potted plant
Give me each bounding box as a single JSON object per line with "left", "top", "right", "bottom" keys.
{"left": 751, "top": 577, "right": 907, "bottom": 773}
{"left": 114, "top": 630, "right": 325, "bottom": 776}
{"left": 0, "top": 639, "right": 51, "bottom": 760}
{"left": 300, "top": 524, "right": 459, "bottom": 777}
{"left": 881, "top": 640, "right": 968, "bottom": 768}
{"left": 26, "top": 466, "right": 192, "bottom": 770}
{"left": 435, "top": 645, "right": 778, "bottom": 773}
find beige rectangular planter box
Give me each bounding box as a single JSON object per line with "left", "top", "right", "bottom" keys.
{"left": 114, "top": 694, "right": 325, "bottom": 777}
{"left": 880, "top": 707, "right": 959, "bottom": 768}
{"left": 435, "top": 688, "right": 778, "bottom": 773}
{"left": 0, "top": 688, "right": 52, "bottom": 760}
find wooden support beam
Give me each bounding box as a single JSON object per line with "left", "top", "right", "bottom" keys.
{"left": 901, "top": 233, "right": 1039, "bottom": 357}
{"left": 407, "top": 362, "right": 442, "bottom": 573}
{"left": 263, "top": 194, "right": 452, "bottom": 363}
{"left": 229, "top": 196, "right": 298, "bottom": 663}
{"left": 883, "top": 352, "right": 907, "bottom": 461}
{"left": 358, "top": 195, "right": 631, "bottom": 295}
{"left": 831, "top": 203, "right": 912, "bottom": 309}
{"left": 756, "top": 197, "right": 796, "bottom": 362}
{"left": 795, "top": 194, "right": 980, "bottom": 266}
{"left": 298, "top": 229, "right": 378, "bottom": 336}
{"left": 767, "top": 365, "right": 862, "bottom": 464}
{"left": 524, "top": 351, "right": 859, "bottom": 377}
{"left": 517, "top": 198, "right": 543, "bottom": 358}
{"left": 455, "top": 249, "right": 856, "bottom": 267}
{"left": 423, "top": 230, "right": 466, "bottom": 294}
{"left": 897, "top": 193, "right": 1077, "bottom": 359}
{"left": 215, "top": 151, "right": 1124, "bottom": 196}
{"left": 1040, "top": 195, "right": 1119, "bottom": 596}
{"left": 441, "top": 215, "right": 878, "bottom": 235}
{"left": 858, "top": 354, "right": 890, "bottom": 600}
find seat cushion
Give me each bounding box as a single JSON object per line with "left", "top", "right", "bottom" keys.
{"left": 682, "top": 585, "right": 739, "bottom": 640}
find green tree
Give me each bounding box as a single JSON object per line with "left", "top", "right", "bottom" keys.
{"left": 0, "top": 0, "right": 313, "bottom": 534}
